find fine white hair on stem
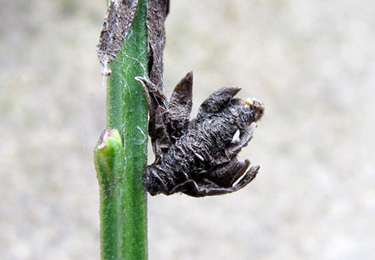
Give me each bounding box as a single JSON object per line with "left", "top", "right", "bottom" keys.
{"left": 136, "top": 126, "right": 147, "bottom": 145}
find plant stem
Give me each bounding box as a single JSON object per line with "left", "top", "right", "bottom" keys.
{"left": 96, "top": 0, "right": 148, "bottom": 259}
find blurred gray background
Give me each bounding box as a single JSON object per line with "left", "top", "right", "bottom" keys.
{"left": 1, "top": 0, "right": 375, "bottom": 259}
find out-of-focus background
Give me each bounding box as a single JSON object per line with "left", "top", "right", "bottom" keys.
{"left": 1, "top": 0, "right": 375, "bottom": 259}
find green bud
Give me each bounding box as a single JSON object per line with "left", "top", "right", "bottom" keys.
{"left": 94, "top": 129, "right": 124, "bottom": 197}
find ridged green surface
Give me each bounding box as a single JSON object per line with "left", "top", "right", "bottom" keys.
{"left": 96, "top": 0, "right": 148, "bottom": 259}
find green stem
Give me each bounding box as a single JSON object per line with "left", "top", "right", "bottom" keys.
{"left": 95, "top": 0, "right": 148, "bottom": 259}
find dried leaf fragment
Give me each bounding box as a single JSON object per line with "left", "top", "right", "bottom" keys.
{"left": 97, "top": 0, "right": 139, "bottom": 75}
